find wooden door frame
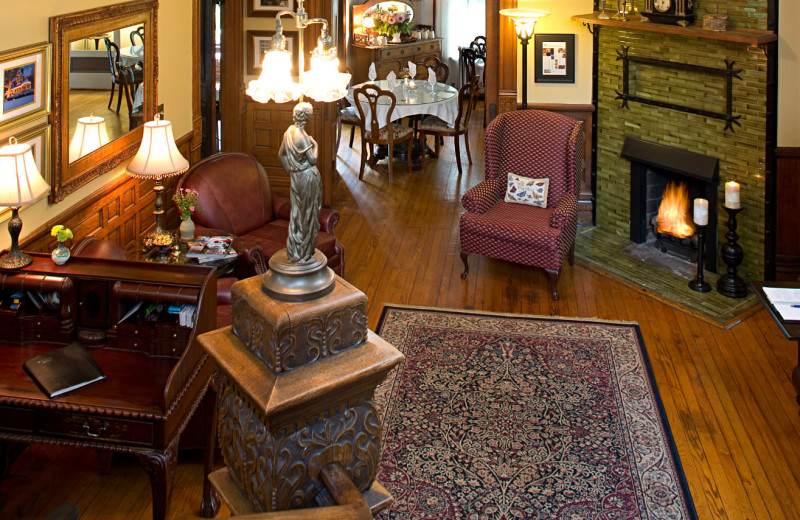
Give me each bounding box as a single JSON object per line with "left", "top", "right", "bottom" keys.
{"left": 485, "top": 0, "right": 517, "bottom": 123}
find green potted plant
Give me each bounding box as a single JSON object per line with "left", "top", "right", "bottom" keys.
{"left": 50, "top": 225, "right": 73, "bottom": 265}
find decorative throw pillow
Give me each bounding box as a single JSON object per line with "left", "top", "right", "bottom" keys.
{"left": 505, "top": 172, "right": 549, "bottom": 208}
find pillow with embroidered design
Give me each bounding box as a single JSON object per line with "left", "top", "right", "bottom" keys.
{"left": 505, "top": 172, "right": 549, "bottom": 208}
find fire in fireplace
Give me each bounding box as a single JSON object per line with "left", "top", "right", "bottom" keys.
{"left": 623, "top": 137, "right": 719, "bottom": 272}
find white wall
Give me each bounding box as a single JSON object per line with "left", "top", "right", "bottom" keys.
{"left": 0, "top": 0, "right": 193, "bottom": 249}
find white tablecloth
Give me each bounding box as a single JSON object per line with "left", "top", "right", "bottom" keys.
{"left": 119, "top": 46, "right": 144, "bottom": 111}
{"left": 347, "top": 80, "right": 458, "bottom": 129}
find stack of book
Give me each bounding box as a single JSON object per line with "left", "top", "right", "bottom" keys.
{"left": 185, "top": 235, "right": 237, "bottom": 264}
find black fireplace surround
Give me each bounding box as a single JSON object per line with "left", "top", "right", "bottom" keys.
{"left": 623, "top": 137, "right": 719, "bottom": 272}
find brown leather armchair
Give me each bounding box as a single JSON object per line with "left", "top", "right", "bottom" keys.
{"left": 173, "top": 152, "right": 344, "bottom": 277}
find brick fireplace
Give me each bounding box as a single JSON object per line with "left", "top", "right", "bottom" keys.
{"left": 590, "top": 0, "right": 774, "bottom": 281}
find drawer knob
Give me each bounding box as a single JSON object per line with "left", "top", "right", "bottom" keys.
{"left": 82, "top": 421, "right": 109, "bottom": 438}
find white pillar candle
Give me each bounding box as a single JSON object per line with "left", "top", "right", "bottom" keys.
{"left": 693, "top": 198, "right": 709, "bottom": 226}
{"left": 724, "top": 180, "right": 741, "bottom": 209}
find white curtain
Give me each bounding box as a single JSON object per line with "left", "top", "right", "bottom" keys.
{"left": 438, "top": 0, "right": 486, "bottom": 86}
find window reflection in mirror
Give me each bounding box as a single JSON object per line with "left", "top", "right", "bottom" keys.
{"left": 67, "top": 24, "right": 144, "bottom": 163}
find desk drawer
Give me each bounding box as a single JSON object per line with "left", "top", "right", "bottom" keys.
{"left": 39, "top": 411, "right": 154, "bottom": 446}
{"left": 0, "top": 406, "right": 36, "bottom": 432}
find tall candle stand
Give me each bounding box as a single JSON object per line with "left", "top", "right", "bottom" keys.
{"left": 598, "top": 0, "right": 610, "bottom": 19}
{"left": 689, "top": 223, "right": 711, "bottom": 292}
{"left": 717, "top": 206, "right": 747, "bottom": 298}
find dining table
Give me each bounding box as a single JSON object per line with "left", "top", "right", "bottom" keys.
{"left": 346, "top": 79, "right": 459, "bottom": 170}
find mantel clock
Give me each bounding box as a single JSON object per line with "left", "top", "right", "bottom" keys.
{"left": 640, "top": 0, "right": 695, "bottom": 27}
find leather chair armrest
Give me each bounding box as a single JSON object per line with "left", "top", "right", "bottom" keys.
{"left": 273, "top": 195, "right": 292, "bottom": 221}
{"left": 230, "top": 244, "right": 268, "bottom": 279}
{"left": 461, "top": 176, "right": 505, "bottom": 214}
{"left": 550, "top": 193, "right": 577, "bottom": 229}
{"left": 318, "top": 208, "right": 340, "bottom": 235}
{"left": 216, "top": 277, "right": 235, "bottom": 305}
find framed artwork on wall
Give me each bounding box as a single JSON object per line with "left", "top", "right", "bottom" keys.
{"left": 534, "top": 34, "right": 575, "bottom": 84}
{"left": 0, "top": 42, "right": 51, "bottom": 131}
{"left": 247, "top": 30, "right": 298, "bottom": 76}
{"left": 248, "top": 0, "right": 296, "bottom": 17}
{"left": 0, "top": 122, "right": 51, "bottom": 221}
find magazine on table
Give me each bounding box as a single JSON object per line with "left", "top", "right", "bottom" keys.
{"left": 185, "top": 235, "right": 237, "bottom": 263}
{"left": 762, "top": 287, "right": 800, "bottom": 323}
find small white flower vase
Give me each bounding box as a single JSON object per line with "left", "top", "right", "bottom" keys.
{"left": 180, "top": 216, "right": 195, "bottom": 241}
{"left": 392, "top": 32, "right": 402, "bottom": 43}
{"left": 51, "top": 244, "right": 70, "bottom": 266}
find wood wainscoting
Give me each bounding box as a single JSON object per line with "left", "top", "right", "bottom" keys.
{"left": 529, "top": 103, "right": 595, "bottom": 225}
{"left": 775, "top": 147, "right": 800, "bottom": 280}
{"left": 19, "top": 132, "right": 193, "bottom": 257}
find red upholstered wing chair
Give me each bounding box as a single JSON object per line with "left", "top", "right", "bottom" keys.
{"left": 173, "top": 152, "right": 345, "bottom": 277}
{"left": 459, "top": 110, "right": 584, "bottom": 300}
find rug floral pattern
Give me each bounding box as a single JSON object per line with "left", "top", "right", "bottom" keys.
{"left": 375, "top": 306, "right": 696, "bottom": 520}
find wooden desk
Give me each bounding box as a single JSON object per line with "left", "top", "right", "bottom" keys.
{"left": 751, "top": 281, "right": 800, "bottom": 405}
{"left": 0, "top": 254, "right": 219, "bottom": 520}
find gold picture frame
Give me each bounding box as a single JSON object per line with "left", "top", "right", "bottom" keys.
{"left": 0, "top": 42, "right": 51, "bottom": 131}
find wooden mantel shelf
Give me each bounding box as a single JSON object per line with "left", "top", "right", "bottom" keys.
{"left": 572, "top": 12, "right": 777, "bottom": 46}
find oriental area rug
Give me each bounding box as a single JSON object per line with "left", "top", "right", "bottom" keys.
{"left": 374, "top": 305, "right": 697, "bottom": 520}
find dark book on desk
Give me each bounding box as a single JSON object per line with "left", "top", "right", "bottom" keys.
{"left": 23, "top": 343, "right": 105, "bottom": 398}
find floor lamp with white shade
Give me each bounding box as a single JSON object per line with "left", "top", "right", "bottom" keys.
{"left": 499, "top": 8, "right": 550, "bottom": 110}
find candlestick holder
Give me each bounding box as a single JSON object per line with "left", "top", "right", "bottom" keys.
{"left": 598, "top": 0, "right": 610, "bottom": 19}
{"left": 717, "top": 206, "right": 747, "bottom": 298}
{"left": 689, "top": 223, "right": 712, "bottom": 293}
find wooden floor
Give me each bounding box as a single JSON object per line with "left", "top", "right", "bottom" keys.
{"left": 3, "top": 109, "right": 800, "bottom": 519}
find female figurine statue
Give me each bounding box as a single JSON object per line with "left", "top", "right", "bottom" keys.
{"left": 279, "top": 102, "right": 321, "bottom": 265}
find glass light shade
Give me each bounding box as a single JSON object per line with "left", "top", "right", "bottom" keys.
{"left": 0, "top": 139, "right": 50, "bottom": 207}
{"left": 362, "top": 16, "right": 375, "bottom": 29}
{"left": 246, "top": 49, "right": 303, "bottom": 104}
{"left": 69, "top": 115, "right": 110, "bottom": 163}
{"left": 499, "top": 8, "right": 550, "bottom": 40}
{"left": 302, "top": 53, "right": 350, "bottom": 102}
{"left": 126, "top": 117, "right": 189, "bottom": 179}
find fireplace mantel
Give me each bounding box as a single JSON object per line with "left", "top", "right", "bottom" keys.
{"left": 572, "top": 12, "right": 776, "bottom": 48}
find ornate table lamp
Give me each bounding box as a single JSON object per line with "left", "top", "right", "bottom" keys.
{"left": 126, "top": 114, "right": 189, "bottom": 239}
{"left": 0, "top": 137, "right": 50, "bottom": 269}
{"left": 500, "top": 8, "right": 550, "bottom": 110}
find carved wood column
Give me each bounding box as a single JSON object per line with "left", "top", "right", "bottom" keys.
{"left": 486, "top": 0, "right": 518, "bottom": 123}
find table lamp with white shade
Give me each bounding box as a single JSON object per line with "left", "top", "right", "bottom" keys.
{"left": 0, "top": 137, "right": 51, "bottom": 269}
{"left": 500, "top": 8, "right": 550, "bottom": 110}
{"left": 126, "top": 114, "right": 189, "bottom": 240}
{"left": 69, "top": 114, "right": 110, "bottom": 163}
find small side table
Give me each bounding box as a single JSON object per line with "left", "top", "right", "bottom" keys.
{"left": 133, "top": 233, "right": 242, "bottom": 277}
{"left": 751, "top": 281, "right": 800, "bottom": 406}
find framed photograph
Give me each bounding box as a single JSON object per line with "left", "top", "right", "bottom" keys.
{"left": 534, "top": 34, "right": 575, "bottom": 84}
{"left": 0, "top": 123, "right": 51, "bottom": 220}
{"left": 0, "top": 42, "right": 51, "bottom": 130}
{"left": 248, "top": 0, "right": 295, "bottom": 17}
{"left": 247, "top": 30, "right": 298, "bottom": 76}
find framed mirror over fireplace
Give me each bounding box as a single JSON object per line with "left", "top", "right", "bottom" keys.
{"left": 623, "top": 137, "right": 720, "bottom": 273}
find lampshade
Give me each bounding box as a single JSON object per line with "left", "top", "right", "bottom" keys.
{"left": 126, "top": 115, "right": 189, "bottom": 179}
{"left": 303, "top": 51, "right": 351, "bottom": 102}
{"left": 246, "top": 47, "right": 303, "bottom": 104}
{"left": 0, "top": 138, "right": 50, "bottom": 207}
{"left": 362, "top": 16, "right": 375, "bottom": 29}
{"left": 69, "top": 114, "right": 110, "bottom": 163}
{"left": 500, "top": 8, "right": 550, "bottom": 40}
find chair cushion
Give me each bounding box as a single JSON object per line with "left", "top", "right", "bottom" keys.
{"left": 460, "top": 202, "right": 561, "bottom": 252}
{"left": 418, "top": 115, "right": 463, "bottom": 133}
{"left": 365, "top": 123, "right": 413, "bottom": 141}
{"left": 340, "top": 106, "right": 360, "bottom": 124}
{"left": 240, "top": 220, "right": 339, "bottom": 261}
{"left": 505, "top": 173, "right": 549, "bottom": 208}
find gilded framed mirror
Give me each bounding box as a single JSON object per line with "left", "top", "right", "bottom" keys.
{"left": 49, "top": 0, "right": 157, "bottom": 203}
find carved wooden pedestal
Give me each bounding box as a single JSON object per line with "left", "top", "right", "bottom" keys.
{"left": 199, "top": 276, "right": 404, "bottom": 516}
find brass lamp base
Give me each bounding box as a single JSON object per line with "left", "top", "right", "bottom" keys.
{"left": 262, "top": 248, "right": 335, "bottom": 302}
{"left": 0, "top": 207, "right": 33, "bottom": 270}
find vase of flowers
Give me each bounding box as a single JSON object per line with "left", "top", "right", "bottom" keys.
{"left": 372, "top": 7, "right": 413, "bottom": 42}
{"left": 50, "top": 225, "right": 73, "bottom": 265}
{"left": 173, "top": 188, "right": 201, "bottom": 240}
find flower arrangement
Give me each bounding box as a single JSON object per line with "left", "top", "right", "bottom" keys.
{"left": 398, "top": 67, "right": 412, "bottom": 79}
{"left": 172, "top": 188, "right": 201, "bottom": 221}
{"left": 50, "top": 225, "right": 73, "bottom": 243}
{"left": 371, "top": 7, "right": 413, "bottom": 38}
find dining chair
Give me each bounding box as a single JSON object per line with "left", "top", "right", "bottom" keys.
{"left": 130, "top": 26, "right": 145, "bottom": 46}
{"left": 120, "top": 67, "right": 144, "bottom": 131}
{"left": 103, "top": 37, "right": 143, "bottom": 114}
{"left": 336, "top": 67, "right": 360, "bottom": 151}
{"left": 462, "top": 47, "right": 486, "bottom": 127}
{"left": 417, "top": 75, "right": 478, "bottom": 175}
{"left": 353, "top": 84, "right": 414, "bottom": 183}
{"left": 413, "top": 56, "right": 450, "bottom": 84}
